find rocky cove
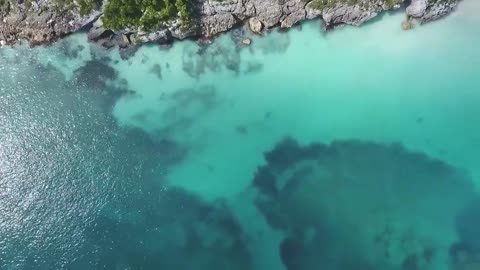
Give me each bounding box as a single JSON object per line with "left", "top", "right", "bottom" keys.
{"left": 0, "top": 0, "right": 461, "bottom": 49}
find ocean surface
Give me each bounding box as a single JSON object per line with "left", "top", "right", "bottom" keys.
{"left": 1, "top": 1, "right": 480, "bottom": 269}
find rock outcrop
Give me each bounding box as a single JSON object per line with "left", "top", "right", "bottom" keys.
{"left": 0, "top": 2, "right": 101, "bottom": 46}
{"left": 0, "top": 0, "right": 465, "bottom": 48}
{"left": 406, "top": 0, "right": 428, "bottom": 17}
{"left": 248, "top": 17, "right": 263, "bottom": 34}
{"left": 420, "top": 0, "right": 459, "bottom": 23}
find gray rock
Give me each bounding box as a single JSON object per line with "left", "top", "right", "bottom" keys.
{"left": 169, "top": 20, "right": 195, "bottom": 39}
{"left": 305, "top": 2, "right": 323, "bottom": 20}
{"left": 280, "top": 0, "right": 306, "bottom": 28}
{"left": 248, "top": 17, "right": 263, "bottom": 34}
{"left": 0, "top": 0, "right": 465, "bottom": 48}
{"left": 88, "top": 18, "right": 113, "bottom": 41}
{"left": 322, "top": 3, "right": 378, "bottom": 27}
{"left": 251, "top": 0, "right": 283, "bottom": 28}
{"left": 200, "top": 13, "right": 238, "bottom": 37}
{"left": 0, "top": 0, "right": 102, "bottom": 46}
{"left": 281, "top": 9, "right": 306, "bottom": 28}
{"left": 419, "top": 1, "right": 458, "bottom": 23}
{"left": 406, "top": 0, "right": 428, "bottom": 18}
{"left": 139, "top": 29, "right": 172, "bottom": 44}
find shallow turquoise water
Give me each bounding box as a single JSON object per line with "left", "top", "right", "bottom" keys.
{"left": 1, "top": 1, "right": 480, "bottom": 269}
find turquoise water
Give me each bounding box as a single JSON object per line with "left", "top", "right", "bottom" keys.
{"left": 1, "top": 1, "right": 480, "bottom": 269}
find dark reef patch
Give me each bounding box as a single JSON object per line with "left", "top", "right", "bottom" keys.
{"left": 182, "top": 41, "right": 241, "bottom": 78}
{"left": 149, "top": 63, "right": 163, "bottom": 79}
{"left": 73, "top": 58, "right": 135, "bottom": 109}
{"left": 73, "top": 58, "right": 117, "bottom": 87}
{"left": 245, "top": 61, "right": 264, "bottom": 74}
{"left": 153, "top": 85, "right": 219, "bottom": 139}
{"left": 74, "top": 187, "right": 254, "bottom": 270}
{"left": 280, "top": 238, "right": 308, "bottom": 270}
{"left": 230, "top": 27, "right": 249, "bottom": 49}
{"left": 120, "top": 45, "right": 141, "bottom": 60}
{"left": 455, "top": 197, "right": 480, "bottom": 254}
{"left": 252, "top": 138, "right": 477, "bottom": 270}
{"left": 141, "top": 54, "right": 149, "bottom": 64}
{"left": 169, "top": 85, "right": 218, "bottom": 108}
{"left": 255, "top": 31, "right": 291, "bottom": 54}
{"left": 57, "top": 39, "right": 86, "bottom": 60}
{"left": 236, "top": 125, "right": 248, "bottom": 135}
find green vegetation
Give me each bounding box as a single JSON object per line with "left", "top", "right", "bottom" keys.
{"left": 78, "top": 0, "right": 104, "bottom": 16}
{"left": 52, "top": 0, "right": 75, "bottom": 13}
{"left": 52, "top": 0, "right": 103, "bottom": 15}
{"left": 102, "top": 0, "right": 193, "bottom": 31}
{"left": 175, "top": 0, "right": 191, "bottom": 26}
{"left": 429, "top": 0, "right": 454, "bottom": 3}
{"left": 385, "top": 0, "right": 402, "bottom": 8}
{"left": 307, "top": 0, "right": 403, "bottom": 10}
{"left": 0, "top": 0, "right": 102, "bottom": 16}
{"left": 308, "top": 0, "right": 359, "bottom": 10}
{"left": 0, "top": 0, "right": 12, "bottom": 15}
{"left": 0, "top": 0, "right": 191, "bottom": 30}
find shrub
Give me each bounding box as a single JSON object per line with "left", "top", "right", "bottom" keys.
{"left": 103, "top": 0, "right": 192, "bottom": 31}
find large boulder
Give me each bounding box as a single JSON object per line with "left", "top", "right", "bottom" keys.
{"left": 87, "top": 18, "right": 114, "bottom": 41}
{"left": 248, "top": 17, "right": 263, "bottom": 34}
{"left": 406, "top": 0, "right": 428, "bottom": 18}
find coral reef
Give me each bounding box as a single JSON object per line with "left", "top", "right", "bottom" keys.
{"left": 252, "top": 138, "right": 477, "bottom": 270}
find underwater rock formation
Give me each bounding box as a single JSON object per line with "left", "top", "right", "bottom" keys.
{"left": 252, "top": 138, "right": 477, "bottom": 270}
{"left": 76, "top": 187, "right": 254, "bottom": 270}
{"left": 452, "top": 197, "right": 480, "bottom": 269}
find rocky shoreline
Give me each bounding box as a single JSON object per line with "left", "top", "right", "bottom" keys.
{"left": 0, "top": 0, "right": 460, "bottom": 49}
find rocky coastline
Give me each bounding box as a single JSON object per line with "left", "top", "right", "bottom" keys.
{"left": 0, "top": 0, "right": 461, "bottom": 49}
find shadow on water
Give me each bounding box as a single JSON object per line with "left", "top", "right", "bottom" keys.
{"left": 149, "top": 63, "right": 163, "bottom": 79}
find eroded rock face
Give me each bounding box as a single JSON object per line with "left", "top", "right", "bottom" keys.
{"left": 419, "top": 0, "right": 458, "bottom": 23}
{"left": 0, "top": 0, "right": 464, "bottom": 47}
{"left": 201, "top": 0, "right": 387, "bottom": 38}
{"left": 322, "top": 3, "right": 379, "bottom": 26}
